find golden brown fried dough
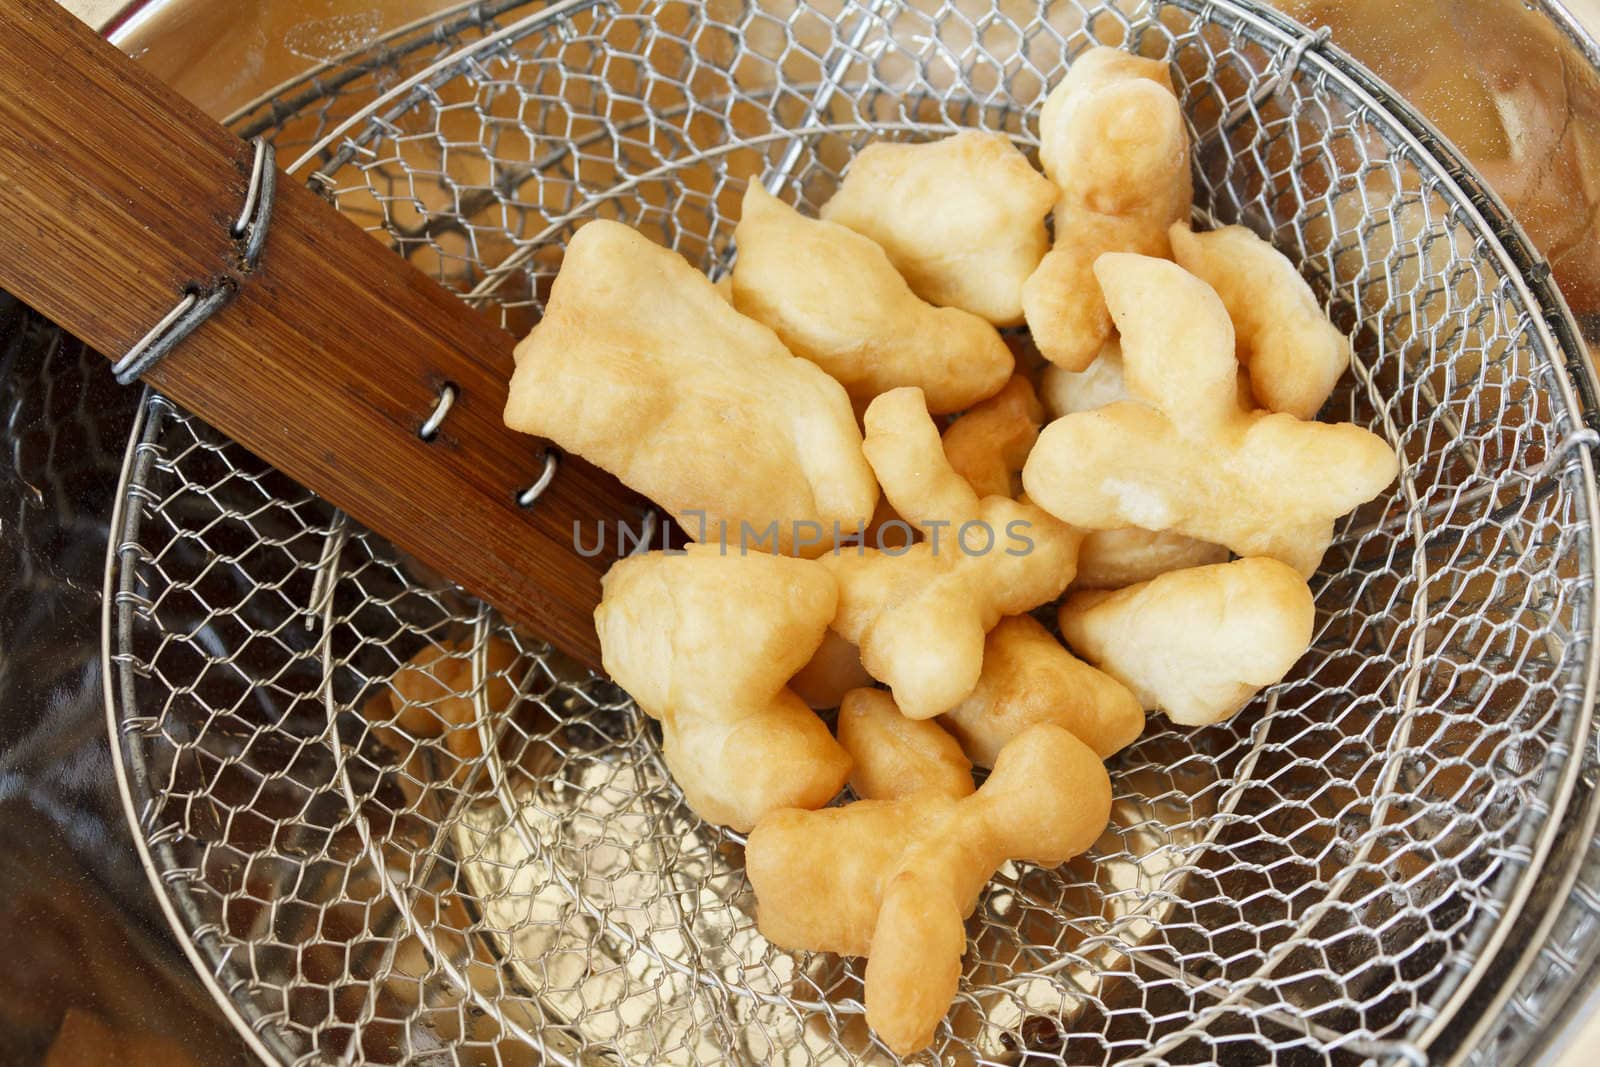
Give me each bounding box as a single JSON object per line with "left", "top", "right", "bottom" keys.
{"left": 505, "top": 220, "right": 876, "bottom": 557}
{"left": 940, "top": 375, "right": 1045, "bottom": 500}
{"left": 1023, "top": 48, "right": 1193, "bottom": 370}
{"left": 1170, "top": 223, "right": 1351, "bottom": 419}
{"left": 1034, "top": 324, "right": 1256, "bottom": 589}
{"left": 1073, "top": 527, "right": 1231, "bottom": 591}
{"left": 1042, "top": 337, "right": 1254, "bottom": 420}
{"left": 838, "top": 688, "right": 974, "bottom": 800}
{"left": 746, "top": 723, "right": 1112, "bottom": 1055}
{"left": 860, "top": 386, "right": 991, "bottom": 533}
{"left": 732, "top": 185, "right": 1013, "bottom": 414}
{"left": 826, "top": 388, "right": 1083, "bottom": 719}
{"left": 594, "top": 545, "right": 851, "bottom": 830}
{"left": 662, "top": 690, "right": 853, "bottom": 830}
{"left": 1039, "top": 339, "right": 1130, "bottom": 418}
{"left": 789, "top": 629, "right": 874, "bottom": 710}
{"left": 862, "top": 493, "right": 916, "bottom": 552}
{"left": 820, "top": 131, "right": 1056, "bottom": 326}
{"left": 1043, "top": 347, "right": 1233, "bottom": 586}
{"left": 940, "top": 615, "right": 1144, "bottom": 765}
{"left": 1022, "top": 254, "right": 1399, "bottom": 575}
{"left": 1059, "top": 557, "right": 1315, "bottom": 726}
{"left": 370, "top": 636, "right": 522, "bottom": 765}
{"left": 386, "top": 641, "right": 467, "bottom": 737}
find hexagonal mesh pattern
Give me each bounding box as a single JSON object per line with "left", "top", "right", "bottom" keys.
{"left": 107, "top": 1, "right": 1600, "bottom": 1064}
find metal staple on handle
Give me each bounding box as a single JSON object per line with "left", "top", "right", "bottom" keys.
{"left": 516, "top": 450, "right": 560, "bottom": 507}
{"left": 418, "top": 382, "right": 458, "bottom": 441}
{"left": 233, "top": 138, "right": 277, "bottom": 269}
{"left": 111, "top": 137, "right": 277, "bottom": 385}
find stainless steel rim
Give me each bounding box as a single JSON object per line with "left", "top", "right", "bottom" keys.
{"left": 104, "top": 0, "right": 1600, "bottom": 1062}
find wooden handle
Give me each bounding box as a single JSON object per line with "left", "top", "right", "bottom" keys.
{"left": 0, "top": 0, "right": 643, "bottom": 669}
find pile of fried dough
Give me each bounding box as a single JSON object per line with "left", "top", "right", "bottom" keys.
{"left": 503, "top": 46, "right": 1399, "bottom": 1058}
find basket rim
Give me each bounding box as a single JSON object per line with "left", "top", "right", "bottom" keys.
{"left": 103, "top": 1, "right": 1600, "bottom": 1063}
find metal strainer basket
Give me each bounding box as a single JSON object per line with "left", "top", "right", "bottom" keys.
{"left": 104, "top": 0, "right": 1600, "bottom": 1063}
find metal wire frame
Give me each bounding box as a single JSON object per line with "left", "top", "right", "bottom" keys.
{"left": 103, "top": 0, "right": 1600, "bottom": 1063}
{"left": 221, "top": 0, "right": 546, "bottom": 140}
{"left": 1136, "top": 6, "right": 1600, "bottom": 1063}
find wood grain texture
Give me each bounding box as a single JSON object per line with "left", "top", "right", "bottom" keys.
{"left": 0, "top": 0, "right": 643, "bottom": 669}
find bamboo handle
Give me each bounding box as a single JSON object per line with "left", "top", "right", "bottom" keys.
{"left": 0, "top": 0, "right": 642, "bottom": 669}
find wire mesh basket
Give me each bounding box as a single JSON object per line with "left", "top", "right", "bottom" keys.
{"left": 105, "top": 0, "right": 1600, "bottom": 1063}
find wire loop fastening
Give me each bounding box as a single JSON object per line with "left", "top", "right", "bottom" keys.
{"left": 419, "top": 383, "right": 458, "bottom": 441}
{"left": 1208, "top": 25, "right": 1332, "bottom": 141}
{"left": 516, "top": 451, "right": 561, "bottom": 508}
{"left": 112, "top": 137, "right": 277, "bottom": 385}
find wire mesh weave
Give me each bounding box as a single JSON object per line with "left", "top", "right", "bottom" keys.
{"left": 106, "top": 0, "right": 1600, "bottom": 1063}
